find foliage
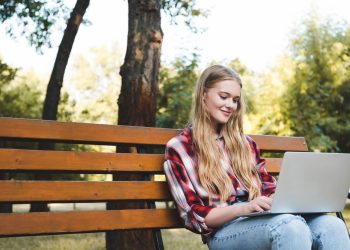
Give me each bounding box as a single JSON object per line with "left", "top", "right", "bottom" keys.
{"left": 157, "top": 54, "right": 199, "bottom": 128}
{"left": 249, "top": 55, "right": 295, "bottom": 136}
{"left": 0, "top": 0, "right": 69, "bottom": 51}
{"left": 161, "top": 0, "right": 207, "bottom": 32}
{"left": 0, "top": 61, "right": 43, "bottom": 119}
{"left": 0, "top": 59, "right": 17, "bottom": 84}
{"left": 65, "top": 44, "right": 123, "bottom": 125}
{"left": 283, "top": 14, "right": 350, "bottom": 152}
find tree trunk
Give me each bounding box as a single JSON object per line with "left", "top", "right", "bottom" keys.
{"left": 106, "top": 0, "right": 163, "bottom": 249}
{"left": 30, "top": 0, "right": 90, "bottom": 212}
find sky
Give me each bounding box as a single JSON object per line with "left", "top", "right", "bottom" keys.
{"left": 1, "top": 0, "right": 350, "bottom": 75}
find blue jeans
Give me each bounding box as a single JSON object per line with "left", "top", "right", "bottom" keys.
{"left": 207, "top": 214, "right": 350, "bottom": 250}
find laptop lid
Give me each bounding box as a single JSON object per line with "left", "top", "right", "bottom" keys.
{"left": 270, "top": 152, "right": 350, "bottom": 214}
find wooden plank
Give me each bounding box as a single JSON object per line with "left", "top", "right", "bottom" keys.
{"left": 0, "top": 149, "right": 164, "bottom": 173}
{"left": 0, "top": 209, "right": 183, "bottom": 236}
{"left": 251, "top": 134, "right": 308, "bottom": 151}
{"left": 0, "top": 148, "right": 281, "bottom": 174}
{"left": 0, "top": 118, "right": 307, "bottom": 151}
{"left": 265, "top": 158, "right": 282, "bottom": 175}
{"left": 0, "top": 118, "right": 179, "bottom": 146}
{"left": 0, "top": 181, "right": 172, "bottom": 202}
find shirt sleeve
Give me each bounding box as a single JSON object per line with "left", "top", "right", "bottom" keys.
{"left": 246, "top": 135, "right": 277, "bottom": 197}
{"left": 164, "top": 140, "right": 214, "bottom": 235}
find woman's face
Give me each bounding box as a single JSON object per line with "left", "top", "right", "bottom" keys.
{"left": 203, "top": 79, "right": 241, "bottom": 132}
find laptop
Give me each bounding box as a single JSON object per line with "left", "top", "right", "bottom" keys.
{"left": 245, "top": 152, "right": 350, "bottom": 217}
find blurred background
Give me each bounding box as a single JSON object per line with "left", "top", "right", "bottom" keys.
{"left": 0, "top": 0, "right": 349, "bottom": 249}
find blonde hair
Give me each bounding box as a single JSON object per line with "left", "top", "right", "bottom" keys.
{"left": 192, "top": 65, "right": 261, "bottom": 201}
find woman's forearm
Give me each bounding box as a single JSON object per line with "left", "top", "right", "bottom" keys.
{"left": 205, "top": 196, "right": 272, "bottom": 228}
{"left": 204, "top": 204, "right": 247, "bottom": 228}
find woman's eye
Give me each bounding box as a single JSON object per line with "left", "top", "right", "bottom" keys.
{"left": 233, "top": 99, "right": 238, "bottom": 104}
{"left": 220, "top": 95, "right": 227, "bottom": 100}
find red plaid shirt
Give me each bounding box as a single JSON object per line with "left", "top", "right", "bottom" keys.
{"left": 163, "top": 126, "right": 276, "bottom": 235}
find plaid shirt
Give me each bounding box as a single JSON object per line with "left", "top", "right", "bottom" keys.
{"left": 163, "top": 126, "right": 276, "bottom": 235}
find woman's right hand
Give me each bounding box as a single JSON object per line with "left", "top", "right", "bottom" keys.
{"left": 243, "top": 196, "right": 273, "bottom": 214}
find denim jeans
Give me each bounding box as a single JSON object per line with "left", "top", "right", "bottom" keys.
{"left": 207, "top": 214, "right": 350, "bottom": 250}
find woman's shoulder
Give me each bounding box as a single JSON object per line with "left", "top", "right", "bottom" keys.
{"left": 166, "top": 126, "right": 193, "bottom": 150}
{"left": 244, "top": 134, "right": 254, "bottom": 143}
{"left": 244, "top": 134, "right": 259, "bottom": 150}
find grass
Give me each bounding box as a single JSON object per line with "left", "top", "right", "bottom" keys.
{"left": 0, "top": 233, "right": 105, "bottom": 250}
{"left": 0, "top": 230, "right": 206, "bottom": 250}
{"left": 0, "top": 205, "right": 348, "bottom": 250}
{"left": 162, "top": 229, "right": 208, "bottom": 250}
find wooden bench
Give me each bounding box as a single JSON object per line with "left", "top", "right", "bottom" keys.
{"left": 0, "top": 117, "right": 348, "bottom": 249}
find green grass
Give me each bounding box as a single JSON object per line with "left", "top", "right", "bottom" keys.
{"left": 162, "top": 229, "right": 208, "bottom": 250}
{"left": 0, "top": 230, "right": 207, "bottom": 250}
{"left": 0, "top": 206, "right": 349, "bottom": 250}
{"left": 0, "top": 233, "right": 105, "bottom": 250}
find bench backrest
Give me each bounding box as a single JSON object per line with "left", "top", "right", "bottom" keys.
{"left": 0, "top": 118, "right": 308, "bottom": 237}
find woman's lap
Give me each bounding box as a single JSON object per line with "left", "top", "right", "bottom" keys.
{"left": 207, "top": 213, "right": 350, "bottom": 250}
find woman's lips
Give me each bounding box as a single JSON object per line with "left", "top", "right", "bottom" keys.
{"left": 221, "top": 110, "right": 232, "bottom": 116}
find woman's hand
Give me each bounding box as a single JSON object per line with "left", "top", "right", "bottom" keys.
{"left": 243, "top": 196, "right": 273, "bottom": 214}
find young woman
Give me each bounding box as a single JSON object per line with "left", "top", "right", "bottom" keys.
{"left": 163, "top": 65, "right": 350, "bottom": 249}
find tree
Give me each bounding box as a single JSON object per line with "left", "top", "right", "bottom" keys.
{"left": 249, "top": 55, "right": 295, "bottom": 136}
{"left": 283, "top": 14, "right": 350, "bottom": 152}
{"left": 41, "top": 0, "right": 90, "bottom": 123}
{"left": 108, "top": 1, "right": 163, "bottom": 247}
{"left": 110, "top": 0, "right": 203, "bottom": 248}
{"left": 0, "top": 0, "right": 68, "bottom": 51}
{"left": 157, "top": 54, "right": 199, "bottom": 128}
{"left": 67, "top": 45, "right": 123, "bottom": 124}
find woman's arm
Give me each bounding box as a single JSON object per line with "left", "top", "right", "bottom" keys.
{"left": 205, "top": 196, "right": 273, "bottom": 228}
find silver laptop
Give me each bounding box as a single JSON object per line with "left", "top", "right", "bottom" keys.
{"left": 245, "top": 152, "right": 350, "bottom": 217}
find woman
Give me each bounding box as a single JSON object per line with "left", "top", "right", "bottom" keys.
{"left": 163, "top": 65, "right": 350, "bottom": 249}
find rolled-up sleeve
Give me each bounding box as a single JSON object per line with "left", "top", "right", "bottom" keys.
{"left": 246, "top": 135, "right": 277, "bottom": 197}
{"left": 164, "top": 141, "right": 214, "bottom": 235}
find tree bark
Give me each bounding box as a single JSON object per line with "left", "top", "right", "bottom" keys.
{"left": 31, "top": 0, "right": 90, "bottom": 213}
{"left": 106, "top": 0, "right": 163, "bottom": 249}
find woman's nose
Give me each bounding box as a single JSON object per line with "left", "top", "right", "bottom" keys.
{"left": 225, "top": 100, "right": 234, "bottom": 108}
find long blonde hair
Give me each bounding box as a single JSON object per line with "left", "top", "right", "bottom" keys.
{"left": 192, "top": 65, "right": 261, "bottom": 201}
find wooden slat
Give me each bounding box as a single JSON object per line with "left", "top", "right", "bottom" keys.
{"left": 0, "top": 181, "right": 171, "bottom": 202}
{"left": 265, "top": 158, "right": 282, "bottom": 175}
{"left": 0, "top": 149, "right": 164, "bottom": 173}
{"left": 0, "top": 118, "right": 308, "bottom": 151}
{"left": 0, "top": 148, "right": 282, "bottom": 174}
{"left": 0, "top": 209, "right": 182, "bottom": 236}
{"left": 0, "top": 118, "right": 179, "bottom": 146}
{"left": 251, "top": 134, "right": 308, "bottom": 151}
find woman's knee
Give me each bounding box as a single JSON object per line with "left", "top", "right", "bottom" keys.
{"left": 309, "top": 214, "right": 347, "bottom": 235}
{"left": 269, "top": 214, "right": 312, "bottom": 248}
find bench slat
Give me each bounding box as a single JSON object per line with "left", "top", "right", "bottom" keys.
{"left": 0, "top": 149, "right": 281, "bottom": 174}
{"left": 265, "top": 158, "right": 282, "bottom": 175}
{"left": 0, "top": 209, "right": 182, "bottom": 236}
{"left": 0, "top": 149, "right": 164, "bottom": 173}
{"left": 0, "top": 118, "right": 179, "bottom": 146}
{"left": 252, "top": 135, "right": 308, "bottom": 151}
{"left": 0, "top": 181, "right": 171, "bottom": 202}
{"left": 0, "top": 118, "right": 308, "bottom": 151}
